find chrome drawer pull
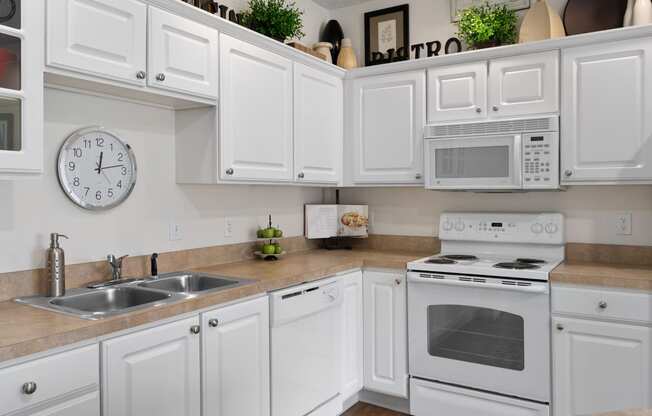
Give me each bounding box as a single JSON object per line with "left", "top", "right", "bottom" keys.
{"left": 22, "top": 382, "right": 37, "bottom": 395}
{"left": 598, "top": 301, "right": 608, "bottom": 309}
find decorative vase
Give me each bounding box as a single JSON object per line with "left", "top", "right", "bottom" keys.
{"left": 633, "top": 0, "right": 652, "bottom": 25}
{"left": 519, "top": 0, "right": 566, "bottom": 43}
{"left": 313, "top": 42, "right": 333, "bottom": 63}
{"left": 336, "top": 38, "right": 358, "bottom": 69}
{"left": 624, "top": 0, "right": 635, "bottom": 26}
{"left": 320, "top": 20, "right": 344, "bottom": 62}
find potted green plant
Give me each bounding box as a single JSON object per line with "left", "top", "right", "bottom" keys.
{"left": 240, "top": 0, "right": 305, "bottom": 43}
{"left": 456, "top": 2, "right": 518, "bottom": 49}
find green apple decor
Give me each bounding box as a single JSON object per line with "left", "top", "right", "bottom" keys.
{"left": 256, "top": 214, "right": 285, "bottom": 261}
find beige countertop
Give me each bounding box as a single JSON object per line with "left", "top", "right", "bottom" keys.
{"left": 0, "top": 249, "right": 427, "bottom": 364}
{"left": 593, "top": 410, "right": 652, "bottom": 416}
{"left": 551, "top": 261, "right": 652, "bottom": 291}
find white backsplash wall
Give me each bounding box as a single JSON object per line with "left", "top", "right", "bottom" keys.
{"left": 330, "top": 0, "right": 569, "bottom": 65}
{"left": 0, "top": 89, "right": 324, "bottom": 274}
{"left": 340, "top": 187, "right": 652, "bottom": 246}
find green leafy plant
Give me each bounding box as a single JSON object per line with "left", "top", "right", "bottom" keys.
{"left": 240, "top": 0, "right": 305, "bottom": 42}
{"left": 456, "top": 2, "right": 517, "bottom": 49}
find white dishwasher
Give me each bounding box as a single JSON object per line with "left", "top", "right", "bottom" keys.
{"left": 270, "top": 277, "right": 342, "bottom": 416}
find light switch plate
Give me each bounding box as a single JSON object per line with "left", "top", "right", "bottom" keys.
{"left": 169, "top": 223, "right": 182, "bottom": 241}
{"left": 224, "top": 217, "right": 233, "bottom": 237}
{"left": 615, "top": 212, "right": 632, "bottom": 236}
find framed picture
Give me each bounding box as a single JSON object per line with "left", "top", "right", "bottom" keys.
{"left": 451, "top": 0, "right": 530, "bottom": 22}
{"left": 364, "top": 4, "right": 409, "bottom": 66}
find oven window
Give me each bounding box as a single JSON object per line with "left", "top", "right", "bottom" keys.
{"left": 427, "top": 305, "right": 524, "bottom": 371}
{"left": 435, "top": 146, "right": 509, "bottom": 178}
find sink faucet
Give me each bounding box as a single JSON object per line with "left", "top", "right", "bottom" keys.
{"left": 107, "top": 254, "right": 129, "bottom": 281}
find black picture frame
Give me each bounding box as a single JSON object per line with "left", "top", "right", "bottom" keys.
{"left": 364, "top": 4, "right": 410, "bottom": 67}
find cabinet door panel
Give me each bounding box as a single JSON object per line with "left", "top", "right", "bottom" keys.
{"left": 46, "top": 0, "right": 147, "bottom": 84}
{"left": 340, "top": 271, "right": 363, "bottom": 402}
{"left": 352, "top": 71, "right": 425, "bottom": 184}
{"left": 294, "top": 63, "right": 342, "bottom": 184}
{"left": 489, "top": 51, "right": 559, "bottom": 117}
{"left": 427, "top": 62, "right": 487, "bottom": 123}
{"left": 220, "top": 35, "right": 293, "bottom": 181}
{"left": 148, "top": 7, "right": 218, "bottom": 98}
{"left": 562, "top": 38, "right": 652, "bottom": 183}
{"left": 363, "top": 271, "right": 408, "bottom": 398}
{"left": 102, "top": 317, "right": 201, "bottom": 416}
{"left": 202, "top": 297, "right": 270, "bottom": 416}
{"left": 553, "top": 317, "right": 652, "bottom": 416}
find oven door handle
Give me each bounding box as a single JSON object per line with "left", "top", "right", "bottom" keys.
{"left": 407, "top": 274, "right": 549, "bottom": 294}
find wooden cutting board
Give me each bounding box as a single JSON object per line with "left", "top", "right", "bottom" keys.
{"left": 563, "top": 0, "right": 629, "bottom": 35}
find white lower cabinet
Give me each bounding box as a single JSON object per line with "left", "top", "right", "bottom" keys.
{"left": 362, "top": 270, "right": 408, "bottom": 398}
{"left": 0, "top": 344, "right": 99, "bottom": 416}
{"left": 202, "top": 296, "right": 270, "bottom": 416}
{"left": 339, "top": 271, "right": 364, "bottom": 403}
{"left": 102, "top": 316, "right": 201, "bottom": 416}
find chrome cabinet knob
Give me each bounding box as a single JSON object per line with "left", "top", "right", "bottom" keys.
{"left": 190, "top": 325, "right": 200, "bottom": 335}
{"left": 225, "top": 168, "right": 234, "bottom": 176}
{"left": 564, "top": 169, "right": 573, "bottom": 177}
{"left": 556, "top": 323, "right": 564, "bottom": 331}
{"left": 492, "top": 105, "right": 499, "bottom": 112}
{"left": 598, "top": 301, "right": 608, "bottom": 309}
{"left": 208, "top": 319, "right": 219, "bottom": 327}
{"left": 136, "top": 71, "right": 146, "bottom": 80}
{"left": 395, "top": 278, "right": 402, "bottom": 285}
{"left": 156, "top": 73, "right": 166, "bottom": 82}
{"left": 22, "top": 382, "right": 37, "bottom": 395}
{"left": 475, "top": 107, "right": 482, "bottom": 113}
{"left": 297, "top": 172, "right": 305, "bottom": 179}
{"left": 415, "top": 173, "right": 422, "bottom": 180}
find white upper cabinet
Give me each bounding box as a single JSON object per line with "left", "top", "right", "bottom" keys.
{"left": 46, "top": 0, "right": 147, "bottom": 85}
{"left": 561, "top": 37, "right": 652, "bottom": 184}
{"left": 220, "top": 34, "right": 293, "bottom": 182}
{"left": 294, "top": 63, "right": 342, "bottom": 184}
{"left": 102, "top": 317, "right": 201, "bottom": 416}
{"left": 148, "top": 7, "right": 218, "bottom": 99}
{"left": 489, "top": 51, "right": 559, "bottom": 118}
{"left": 202, "top": 296, "right": 270, "bottom": 416}
{"left": 427, "top": 62, "right": 487, "bottom": 123}
{"left": 363, "top": 270, "right": 408, "bottom": 398}
{"left": 350, "top": 71, "right": 426, "bottom": 184}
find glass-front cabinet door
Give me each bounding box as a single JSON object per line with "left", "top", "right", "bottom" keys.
{"left": 0, "top": 1, "right": 43, "bottom": 175}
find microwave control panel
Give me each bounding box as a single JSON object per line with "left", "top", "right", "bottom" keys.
{"left": 522, "top": 132, "right": 559, "bottom": 189}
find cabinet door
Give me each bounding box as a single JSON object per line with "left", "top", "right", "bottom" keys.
{"left": 363, "top": 270, "right": 408, "bottom": 398}
{"left": 102, "top": 316, "right": 201, "bottom": 416}
{"left": 351, "top": 71, "right": 426, "bottom": 184}
{"left": 46, "top": 0, "right": 147, "bottom": 85}
{"left": 148, "top": 7, "right": 218, "bottom": 99}
{"left": 561, "top": 38, "right": 652, "bottom": 183}
{"left": 220, "top": 34, "right": 293, "bottom": 182}
{"left": 489, "top": 51, "right": 559, "bottom": 118}
{"left": 427, "top": 62, "right": 487, "bottom": 123}
{"left": 202, "top": 296, "right": 270, "bottom": 416}
{"left": 340, "top": 271, "right": 363, "bottom": 403}
{"left": 553, "top": 317, "right": 652, "bottom": 416}
{"left": 294, "top": 63, "right": 342, "bottom": 184}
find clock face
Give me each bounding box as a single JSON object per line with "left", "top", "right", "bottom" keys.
{"left": 57, "top": 127, "right": 137, "bottom": 210}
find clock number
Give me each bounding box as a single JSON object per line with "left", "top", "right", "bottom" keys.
{"left": 96, "top": 137, "right": 104, "bottom": 147}
{"left": 83, "top": 139, "right": 91, "bottom": 149}
{"left": 73, "top": 177, "right": 80, "bottom": 187}
{"left": 117, "top": 153, "right": 124, "bottom": 162}
{"left": 95, "top": 191, "right": 102, "bottom": 201}
{"left": 84, "top": 187, "right": 90, "bottom": 197}
{"left": 68, "top": 161, "right": 76, "bottom": 171}
{"left": 121, "top": 167, "right": 127, "bottom": 176}
{"left": 108, "top": 188, "right": 114, "bottom": 198}
{"left": 110, "top": 143, "right": 114, "bottom": 152}
{"left": 117, "top": 180, "right": 122, "bottom": 189}
{"left": 73, "top": 148, "right": 82, "bottom": 158}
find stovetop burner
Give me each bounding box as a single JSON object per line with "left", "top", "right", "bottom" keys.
{"left": 494, "top": 262, "right": 541, "bottom": 270}
{"left": 516, "top": 258, "right": 546, "bottom": 264}
{"left": 425, "top": 257, "right": 457, "bottom": 264}
{"left": 442, "top": 255, "right": 478, "bottom": 261}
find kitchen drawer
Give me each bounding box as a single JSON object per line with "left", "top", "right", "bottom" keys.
{"left": 552, "top": 285, "right": 652, "bottom": 324}
{"left": 0, "top": 344, "right": 99, "bottom": 415}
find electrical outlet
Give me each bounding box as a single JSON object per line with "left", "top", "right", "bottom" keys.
{"left": 615, "top": 212, "right": 632, "bottom": 236}
{"left": 224, "top": 217, "right": 233, "bottom": 238}
{"left": 169, "top": 223, "right": 182, "bottom": 241}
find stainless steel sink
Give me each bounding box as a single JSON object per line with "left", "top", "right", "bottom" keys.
{"left": 138, "top": 273, "right": 248, "bottom": 294}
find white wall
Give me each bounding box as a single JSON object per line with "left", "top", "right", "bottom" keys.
{"left": 330, "top": 0, "right": 568, "bottom": 65}
{"left": 340, "top": 187, "right": 652, "bottom": 246}
{"left": 0, "top": 89, "right": 324, "bottom": 274}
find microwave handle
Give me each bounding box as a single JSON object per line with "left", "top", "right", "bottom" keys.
{"left": 513, "top": 134, "right": 523, "bottom": 187}
{"left": 407, "top": 273, "right": 549, "bottom": 294}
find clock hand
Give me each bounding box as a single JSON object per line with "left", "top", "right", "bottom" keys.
{"left": 100, "top": 164, "right": 125, "bottom": 171}
{"left": 95, "top": 151, "right": 104, "bottom": 174}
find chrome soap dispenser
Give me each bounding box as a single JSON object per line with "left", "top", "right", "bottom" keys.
{"left": 47, "top": 233, "right": 69, "bottom": 297}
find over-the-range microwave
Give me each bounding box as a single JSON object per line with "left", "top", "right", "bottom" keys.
{"left": 424, "top": 116, "right": 560, "bottom": 191}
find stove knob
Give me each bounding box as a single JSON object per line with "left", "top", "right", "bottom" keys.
{"left": 545, "top": 223, "right": 558, "bottom": 234}
{"left": 454, "top": 221, "right": 465, "bottom": 232}
{"left": 531, "top": 223, "right": 543, "bottom": 234}
{"left": 442, "top": 220, "right": 453, "bottom": 231}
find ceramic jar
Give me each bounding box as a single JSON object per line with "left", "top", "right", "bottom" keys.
{"left": 313, "top": 42, "right": 333, "bottom": 63}
{"left": 633, "top": 0, "right": 652, "bottom": 25}
{"left": 336, "top": 38, "right": 358, "bottom": 69}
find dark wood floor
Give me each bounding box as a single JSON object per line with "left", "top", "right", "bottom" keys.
{"left": 343, "top": 403, "right": 408, "bottom": 416}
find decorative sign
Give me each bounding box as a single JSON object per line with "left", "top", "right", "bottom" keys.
{"left": 368, "top": 37, "right": 462, "bottom": 66}
{"left": 450, "top": 0, "right": 530, "bottom": 21}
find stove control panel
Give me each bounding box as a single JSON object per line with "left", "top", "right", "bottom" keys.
{"left": 440, "top": 213, "right": 564, "bottom": 244}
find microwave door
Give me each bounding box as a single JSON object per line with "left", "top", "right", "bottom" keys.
{"left": 425, "top": 135, "right": 522, "bottom": 190}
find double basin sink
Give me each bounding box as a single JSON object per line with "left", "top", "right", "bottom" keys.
{"left": 16, "top": 273, "right": 251, "bottom": 320}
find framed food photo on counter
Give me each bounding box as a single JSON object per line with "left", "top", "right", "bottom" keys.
{"left": 364, "top": 4, "right": 410, "bottom": 66}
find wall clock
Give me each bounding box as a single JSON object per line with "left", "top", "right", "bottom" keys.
{"left": 57, "top": 126, "right": 137, "bottom": 210}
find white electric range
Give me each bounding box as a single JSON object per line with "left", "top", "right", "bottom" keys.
{"left": 407, "top": 212, "right": 565, "bottom": 416}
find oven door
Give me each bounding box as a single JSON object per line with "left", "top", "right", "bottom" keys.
{"left": 407, "top": 272, "right": 550, "bottom": 403}
{"left": 425, "top": 135, "right": 522, "bottom": 190}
